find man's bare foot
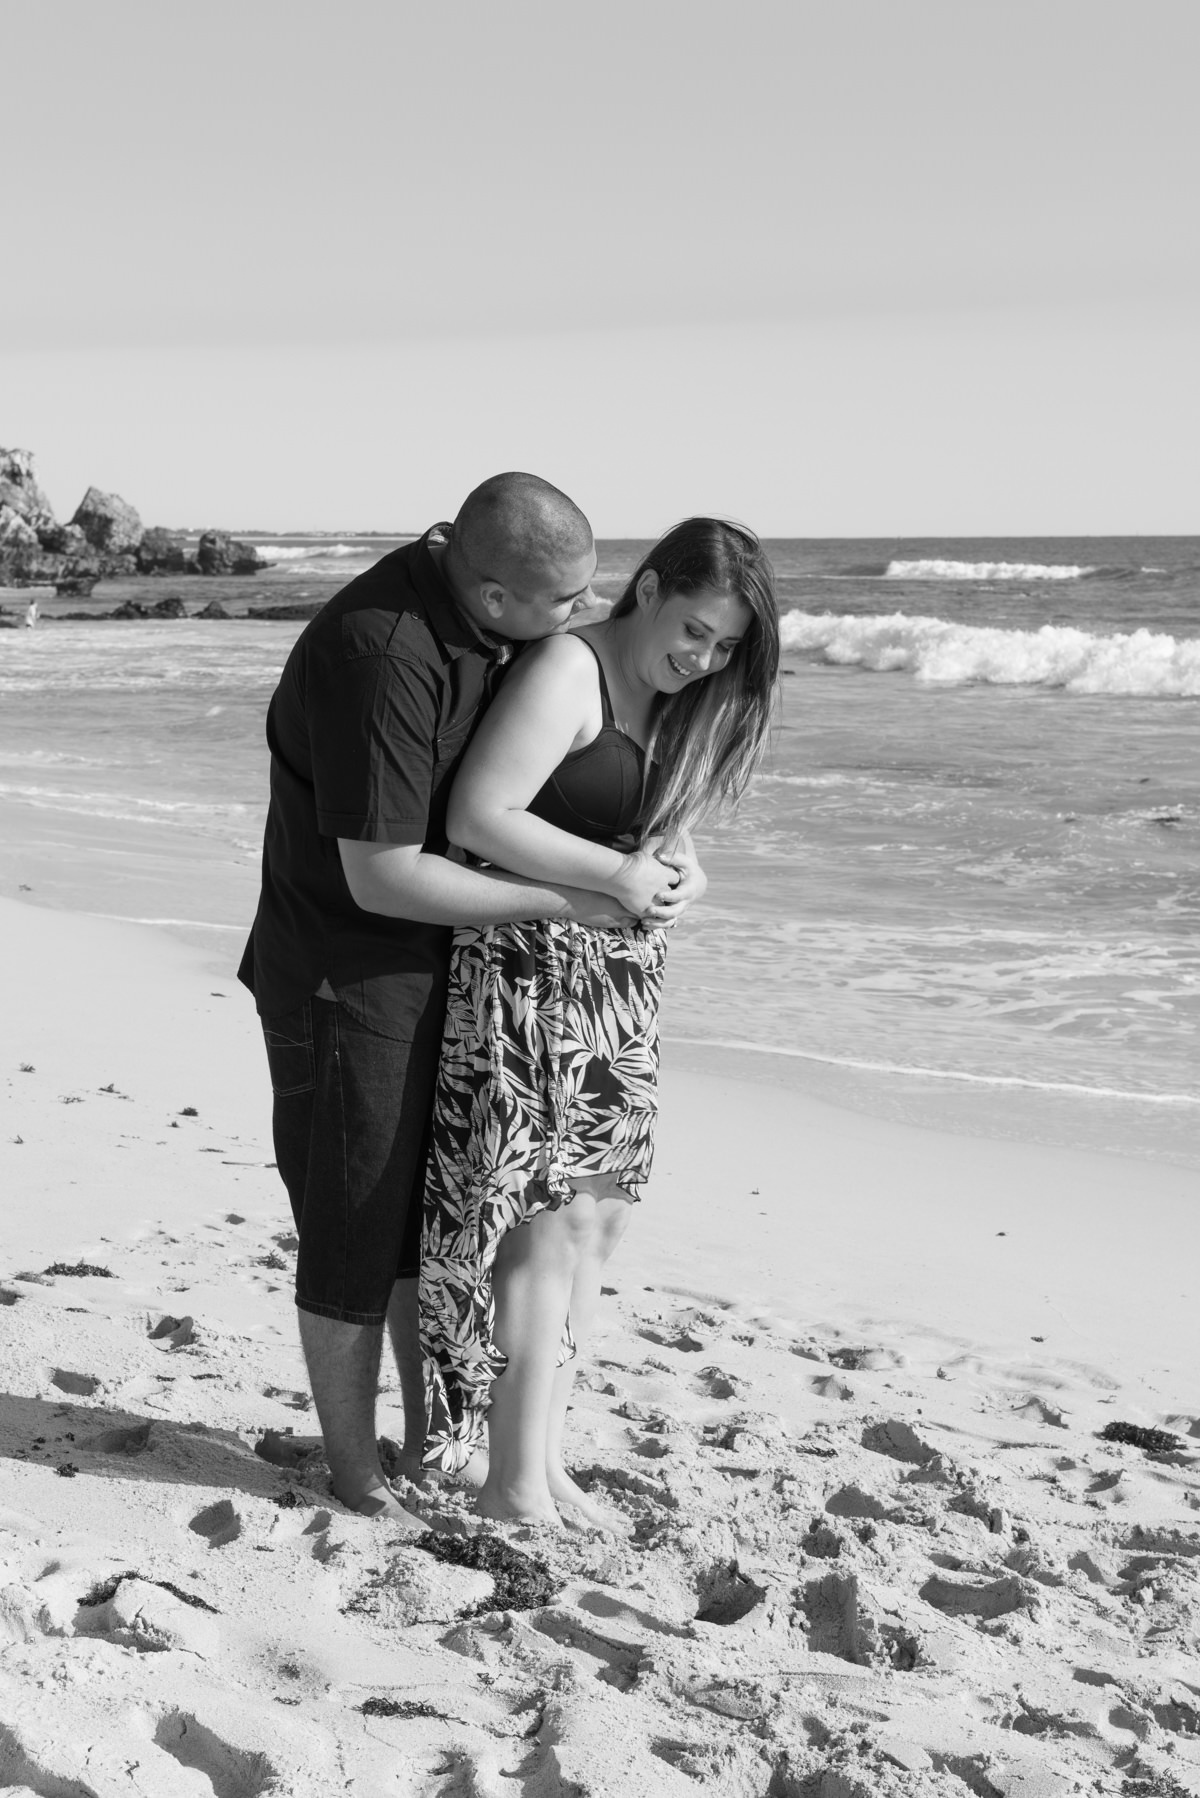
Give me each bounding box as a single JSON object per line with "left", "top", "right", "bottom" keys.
{"left": 547, "top": 1464, "right": 633, "bottom": 1536}
{"left": 334, "top": 1481, "right": 425, "bottom": 1534}
{"left": 475, "top": 1477, "right": 561, "bottom": 1528}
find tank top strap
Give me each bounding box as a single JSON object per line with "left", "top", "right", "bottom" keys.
{"left": 573, "top": 634, "right": 617, "bottom": 727}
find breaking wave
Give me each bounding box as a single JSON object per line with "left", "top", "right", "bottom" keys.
{"left": 779, "top": 611, "right": 1200, "bottom": 696}
{"left": 251, "top": 542, "right": 369, "bottom": 561}
{"left": 885, "top": 558, "right": 1094, "bottom": 581}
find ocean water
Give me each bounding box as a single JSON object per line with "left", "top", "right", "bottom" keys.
{"left": 2, "top": 535, "right": 1197, "bottom": 1163}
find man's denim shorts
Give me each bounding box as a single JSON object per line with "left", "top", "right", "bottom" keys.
{"left": 261, "top": 995, "right": 442, "bottom": 1326}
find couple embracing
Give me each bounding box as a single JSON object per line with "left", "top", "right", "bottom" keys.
{"left": 239, "top": 473, "right": 779, "bottom": 1530}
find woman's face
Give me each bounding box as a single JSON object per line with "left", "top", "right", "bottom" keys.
{"left": 633, "top": 573, "right": 752, "bottom": 694}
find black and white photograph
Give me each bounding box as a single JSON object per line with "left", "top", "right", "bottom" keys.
{"left": 1, "top": 4, "right": 1197, "bottom": 1793}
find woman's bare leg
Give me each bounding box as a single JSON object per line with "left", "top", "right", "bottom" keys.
{"left": 477, "top": 1191, "right": 599, "bottom": 1525}
{"left": 546, "top": 1186, "right": 634, "bottom": 1530}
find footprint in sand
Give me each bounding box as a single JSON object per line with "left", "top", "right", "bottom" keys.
{"left": 148, "top": 1314, "right": 197, "bottom": 1349}
{"left": 189, "top": 1498, "right": 242, "bottom": 1547}
{"left": 695, "top": 1366, "right": 740, "bottom": 1401}
{"left": 255, "top": 1429, "right": 325, "bottom": 1470}
{"left": 828, "top": 1345, "right": 907, "bottom": 1372}
{"left": 810, "top": 1374, "right": 855, "bottom": 1402}
{"left": 861, "top": 1419, "right": 936, "bottom": 1464}
{"left": 50, "top": 1369, "right": 101, "bottom": 1397}
{"left": 1012, "top": 1395, "right": 1068, "bottom": 1429}
{"left": 81, "top": 1420, "right": 153, "bottom": 1455}
{"left": 263, "top": 1385, "right": 312, "bottom": 1411}
{"left": 638, "top": 1327, "right": 705, "bottom": 1354}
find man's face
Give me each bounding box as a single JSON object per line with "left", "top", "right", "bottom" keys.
{"left": 486, "top": 547, "right": 599, "bottom": 641}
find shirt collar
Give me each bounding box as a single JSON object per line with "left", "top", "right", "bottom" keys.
{"left": 414, "top": 524, "right": 511, "bottom": 665}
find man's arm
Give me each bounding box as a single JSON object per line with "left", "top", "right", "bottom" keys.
{"left": 337, "top": 840, "right": 635, "bottom": 929}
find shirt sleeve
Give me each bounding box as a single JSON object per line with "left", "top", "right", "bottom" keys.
{"left": 309, "top": 651, "right": 441, "bottom": 845}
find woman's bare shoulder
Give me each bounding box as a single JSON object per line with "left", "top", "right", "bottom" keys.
{"left": 514, "top": 630, "right": 602, "bottom": 686}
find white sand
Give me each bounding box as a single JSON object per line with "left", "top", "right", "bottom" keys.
{"left": 2, "top": 897, "right": 1198, "bottom": 1796}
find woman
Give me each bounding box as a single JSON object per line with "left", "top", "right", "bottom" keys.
{"left": 420, "top": 518, "right": 779, "bottom": 1526}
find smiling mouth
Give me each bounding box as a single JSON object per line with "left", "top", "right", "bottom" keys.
{"left": 667, "top": 654, "right": 691, "bottom": 678}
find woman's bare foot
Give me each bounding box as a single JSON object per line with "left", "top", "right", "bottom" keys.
{"left": 475, "top": 1475, "right": 562, "bottom": 1528}
{"left": 547, "top": 1464, "right": 633, "bottom": 1535}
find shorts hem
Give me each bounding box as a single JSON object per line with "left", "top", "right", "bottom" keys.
{"left": 295, "top": 1295, "right": 387, "bottom": 1327}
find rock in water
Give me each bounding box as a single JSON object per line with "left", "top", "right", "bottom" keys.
{"left": 136, "top": 526, "right": 191, "bottom": 574}
{"left": 71, "top": 485, "right": 144, "bottom": 556}
{"left": 197, "top": 530, "right": 268, "bottom": 575}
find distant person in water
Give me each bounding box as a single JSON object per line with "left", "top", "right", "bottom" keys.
{"left": 23, "top": 597, "right": 38, "bottom": 629}
{"left": 420, "top": 518, "right": 779, "bottom": 1527}
{"left": 238, "top": 473, "right": 705, "bottom": 1524}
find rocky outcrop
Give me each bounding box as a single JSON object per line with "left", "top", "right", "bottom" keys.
{"left": 71, "top": 486, "right": 144, "bottom": 558}
{"left": 0, "top": 448, "right": 55, "bottom": 531}
{"left": 196, "top": 530, "right": 268, "bottom": 576}
{"left": 136, "top": 527, "right": 192, "bottom": 575}
{"left": 0, "top": 447, "right": 271, "bottom": 594}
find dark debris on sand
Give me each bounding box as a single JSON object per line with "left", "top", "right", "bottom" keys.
{"left": 78, "top": 1571, "right": 219, "bottom": 1613}
{"left": 414, "top": 1530, "right": 558, "bottom": 1612}
{"left": 44, "top": 1262, "right": 115, "bottom": 1279}
{"left": 1100, "top": 1421, "right": 1183, "bottom": 1455}
{"left": 359, "top": 1697, "right": 444, "bottom": 1719}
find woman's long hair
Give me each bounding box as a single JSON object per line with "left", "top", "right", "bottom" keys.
{"left": 612, "top": 518, "right": 780, "bottom": 843}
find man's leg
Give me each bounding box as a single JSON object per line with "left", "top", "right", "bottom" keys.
{"left": 265, "top": 996, "right": 435, "bottom": 1523}
{"left": 297, "top": 1310, "right": 418, "bottom": 1523}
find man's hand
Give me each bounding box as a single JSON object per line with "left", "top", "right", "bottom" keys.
{"left": 559, "top": 888, "right": 640, "bottom": 929}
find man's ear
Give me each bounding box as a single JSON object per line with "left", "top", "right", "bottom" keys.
{"left": 636, "top": 569, "right": 660, "bottom": 611}
{"left": 479, "top": 582, "right": 508, "bottom": 621}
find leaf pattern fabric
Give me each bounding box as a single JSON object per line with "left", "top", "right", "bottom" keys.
{"left": 419, "top": 917, "right": 666, "bottom": 1473}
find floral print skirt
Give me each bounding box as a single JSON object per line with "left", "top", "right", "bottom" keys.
{"left": 419, "top": 917, "right": 666, "bottom": 1473}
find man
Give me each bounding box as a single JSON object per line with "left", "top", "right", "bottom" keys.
{"left": 239, "top": 472, "right": 700, "bottom": 1522}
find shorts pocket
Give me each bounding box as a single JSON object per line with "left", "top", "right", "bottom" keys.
{"left": 262, "top": 1002, "right": 316, "bottom": 1096}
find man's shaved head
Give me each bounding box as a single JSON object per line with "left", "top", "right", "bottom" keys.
{"left": 451, "top": 473, "right": 593, "bottom": 596}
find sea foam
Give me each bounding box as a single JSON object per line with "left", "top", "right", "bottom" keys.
{"left": 885, "top": 558, "right": 1094, "bottom": 581}
{"left": 251, "top": 542, "right": 366, "bottom": 561}
{"left": 780, "top": 611, "right": 1200, "bottom": 697}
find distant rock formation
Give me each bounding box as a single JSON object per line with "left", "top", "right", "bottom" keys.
{"left": 71, "top": 486, "right": 145, "bottom": 559}
{"left": 197, "top": 530, "right": 267, "bottom": 576}
{"left": 0, "top": 447, "right": 55, "bottom": 529}
{"left": 136, "top": 527, "right": 191, "bottom": 575}
{"left": 0, "top": 447, "right": 271, "bottom": 592}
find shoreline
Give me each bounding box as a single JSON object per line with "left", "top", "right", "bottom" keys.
{"left": 5, "top": 893, "right": 1197, "bottom": 1399}
{"left": 3, "top": 789, "right": 1197, "bottom": 1169}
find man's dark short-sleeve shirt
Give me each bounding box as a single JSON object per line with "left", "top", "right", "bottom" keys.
{"left": 237, "top": 527, "right": 506, "bottom": 1036}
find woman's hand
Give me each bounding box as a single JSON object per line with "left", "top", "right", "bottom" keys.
{"left": 609, "top": 848, "right": 681, "bottom": 917}
{"left": 640, "top": 834, "right": 706, "bottom": 925}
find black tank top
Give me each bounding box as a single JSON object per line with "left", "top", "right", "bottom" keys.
{"left": 527, "top": 638, "right": 651, "bottom": 845}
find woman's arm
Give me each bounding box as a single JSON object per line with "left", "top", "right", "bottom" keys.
{"left": 446, "top": 635, "right": 670, "bottom": 915}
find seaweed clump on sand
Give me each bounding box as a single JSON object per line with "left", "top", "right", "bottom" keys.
{"left": 44, "top": 1262, "right": 115, "bottom": 1278}
{"left": 78, "top": 1572, "right": 218, "bottom": 1613}
{"left": 1100, "top": 1421, "right": 1182, "bottom": 1455}
{"left": 414, "top": 1530, "right": 557, "bottom": 1612}
{"left": 359, "top": 1697, "right": 444, "bottom": 1719}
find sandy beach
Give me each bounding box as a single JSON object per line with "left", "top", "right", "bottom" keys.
{"left": 2, "top": 894, "right": 1197, "bottom": 1797}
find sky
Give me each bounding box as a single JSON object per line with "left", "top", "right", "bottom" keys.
{"left": 4, "top": 0, "right": 1198, "bottom": 535}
